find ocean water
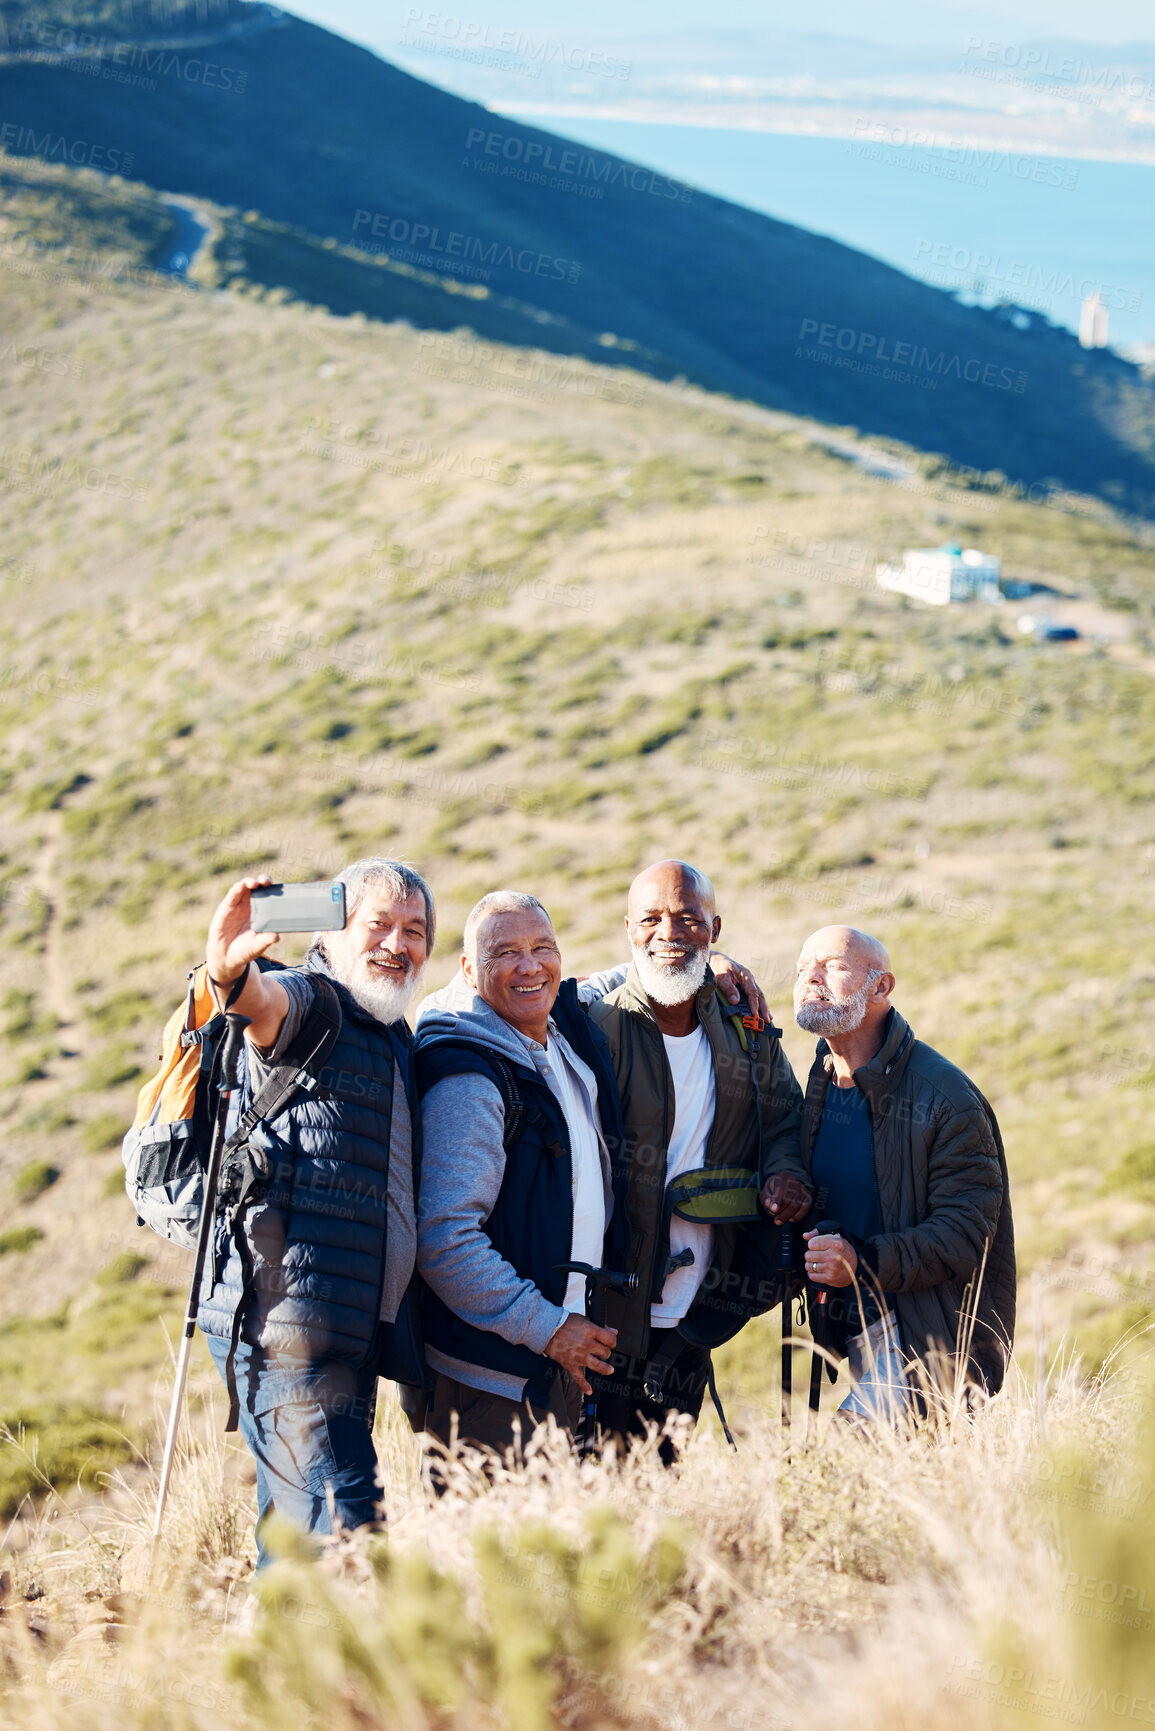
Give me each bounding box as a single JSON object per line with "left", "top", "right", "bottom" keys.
{"left": 514, "top": 115, "right": 1155, "bottom": 350}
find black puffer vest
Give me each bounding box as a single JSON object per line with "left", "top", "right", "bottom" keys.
{"left": 197, "top": 954, "right": 412, "bottom": 1373}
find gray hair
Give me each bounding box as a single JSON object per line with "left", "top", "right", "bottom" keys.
{"left": 462, "top": 891, "right": 552, "bottom": 962}
{"left": 307, "top": 857, "right": 436, "bottom": 958}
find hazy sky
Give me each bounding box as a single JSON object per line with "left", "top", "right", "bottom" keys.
{"left": 288, "top": 0, "right": 1155, "bottom": 49}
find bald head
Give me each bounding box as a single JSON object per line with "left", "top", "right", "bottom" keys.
{"left": 807, "top": 926, "right": 891, "bottom": 975}
{"left": 794, "top": 926, "right": 894, "bottom": 1041}
{"left": 627, "top": 859, "right": 716, "bottom": 922}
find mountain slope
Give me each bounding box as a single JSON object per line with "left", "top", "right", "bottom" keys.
{"left": 2, "top": 162, "right": 1155, "bottom": 1509}
{"left": 2, "top": 0, "right": 1155, "bottom": 511}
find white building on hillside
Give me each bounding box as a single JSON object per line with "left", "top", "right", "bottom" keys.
{"left": 876, "top": 544, "right": 1002, "bottom": 607}
{"left": 1079, "top": 292, "right": 1109, "bottom": 350}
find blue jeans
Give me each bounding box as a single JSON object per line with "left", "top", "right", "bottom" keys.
{"left": 204, "top": 1335, "right": 382, "bottom": 1568}
{"left": 840, "top": 1310, "right": 912, "bottom": 1423}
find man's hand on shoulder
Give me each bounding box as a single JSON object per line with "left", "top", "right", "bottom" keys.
{"left": 759, "top": 1173, "right": 813, "bottom": 1223}
{"left": 544, "top": 1315, "right": 618, "bottom": 1397}
{"left": 710, "top": 952, "right": 770, "bottom": 1024}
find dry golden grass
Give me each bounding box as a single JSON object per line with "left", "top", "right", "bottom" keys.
{"left": 0, "top": 1335, "right": 1151, "bottom": 1731}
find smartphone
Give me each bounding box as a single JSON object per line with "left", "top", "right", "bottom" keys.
{"left": 250, "top": 881, "right": 346, "bottom": 934}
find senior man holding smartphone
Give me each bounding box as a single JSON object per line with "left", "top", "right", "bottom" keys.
{"left": 194, "top": 857, "right": 432, "bottom": 1562}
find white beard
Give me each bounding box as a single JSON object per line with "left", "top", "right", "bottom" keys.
{"left": 337, "top": 954, "right": 425, "bottom": 1025}
{"left": 795, "top": 983, "right": 870, "bottom": 1037}
{"left": 632, "top": 940, "right": 710, "bottom": 1008}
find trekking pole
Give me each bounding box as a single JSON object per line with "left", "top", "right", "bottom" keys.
{"left": 806, "top": 1218, "right": 841, "bottom": 1445}
{"left": 780, "top": 1223, "right": 793, "bottom": 1437}
{"left": 148, "top": 1012, "right": 250, "bottom": 1580}
{"left": 553, "top": 1260, "right": 638, "bottom": 1457}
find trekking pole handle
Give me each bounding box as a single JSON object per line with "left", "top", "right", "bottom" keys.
{"left": 552, "top": 1261, "right": 638, "bottom": 1294}
{"left": 219, "top": 1011, "right": 250, "bottom": 1090}
{"left": 807, "top": 1220, "right": 843, "bottom": 1339}
{"left": 808, "top": 1219, "right": 843, "bottom": 1293}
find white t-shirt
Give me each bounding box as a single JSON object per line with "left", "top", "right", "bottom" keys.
{"left": 651, "top": 1024, "right": 717, "bottom": 1326}
{"left": 517, "top": 1025, "right": 610, "bottom": 1315}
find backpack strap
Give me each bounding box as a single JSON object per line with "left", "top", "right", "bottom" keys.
{"left": 222, "top": 977, "right": 342, "bottom": 1164}
{"left": 217, "top": 977, "right": 343, "bottom": 1431}
{"left": 716, "top": 989, "right": 786, "bottom": 1169}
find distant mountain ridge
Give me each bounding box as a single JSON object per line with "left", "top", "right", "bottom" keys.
{"left": 2, "top": 0, "right": 1155, "bottom": 512}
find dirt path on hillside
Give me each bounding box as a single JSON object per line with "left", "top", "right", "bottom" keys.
{"left": 31, "top": 812, "right": 83, "bottom": 1056}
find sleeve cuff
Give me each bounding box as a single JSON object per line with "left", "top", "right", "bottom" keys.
{"left": 847, "top": 1233, "right": 880, "bottom": 1277}
{"left": 524, "top": 1302, "right": 570, "bottom": 1356}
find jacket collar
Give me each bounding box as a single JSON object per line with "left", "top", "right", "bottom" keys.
{"left": 816, "top": 1007, "right": 915, "bottom": 1098}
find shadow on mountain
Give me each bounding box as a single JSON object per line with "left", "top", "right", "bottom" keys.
{"left": 2, "top": 0, "right": 1154, "bottom": 513}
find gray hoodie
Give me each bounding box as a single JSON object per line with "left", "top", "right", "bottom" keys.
{"left": 414, "top": 968, "right": 624, "bottom": 1399}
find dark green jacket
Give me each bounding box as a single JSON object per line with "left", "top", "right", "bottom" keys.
{"left": 801, "top": 1008, "right": 1016, "bottom": 1395}
{"left": 589, "top": 964, "right": 806, "bottom": 1358}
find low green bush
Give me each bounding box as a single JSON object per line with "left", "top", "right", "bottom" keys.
{"left": 0, "top": 1226, "right": 44, "bottom": 1256}
{"left": 0, "top": 1404, "right": 134, "bottom": 1516}
{"left": 84, "top": 1047, "right": 143, "bottom": 1090}
{"left": 83, "top": 1111, "right": 129, "bottom": 1153}
{"left": 13, "top": 1159, "right": 60, "bottom": 1201}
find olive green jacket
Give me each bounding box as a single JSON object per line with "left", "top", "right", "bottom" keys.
{"left": 588, "top": 964, "right": 806, "bottom": 1359}
{"left": 801, "top": 1008, "right": 1016, "bottom": 1395}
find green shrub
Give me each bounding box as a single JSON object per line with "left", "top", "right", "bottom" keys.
{"left": 85, "top": 990, "right": 151, "bottom": 1036}
{"left": 2, "top": 988, "right": 34, "bottom": 1038}
{"left": 84, "top": 1047, "right": 143, "bottom": 1090}
{"left": 12, "top": 1047, "right": 53, "bottom": 1084}
{"left": 97, "top": 1251, "right": 148, "bottom": 1286}
{"left": 0, "top": 1226, "right": 44, "bottom": 1256}
{"left": 17, "top": 1101, "right": 75, "bottom": 1135}
{"left": 83, "top": 1111, "right": 128, "bottom": 1153}
{"left": 0, "top": 1405, "right": 134, "bottom": 1516}
{"left": 13, "top": 1160, "right": 60, "bottom": 1201}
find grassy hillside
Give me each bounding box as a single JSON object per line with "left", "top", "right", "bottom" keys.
{"left": 1, "top": 1, "right": 1155, "bottom": 511}
{"left": 1, "top": 159, "right": 1154, "bottom": 1530}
